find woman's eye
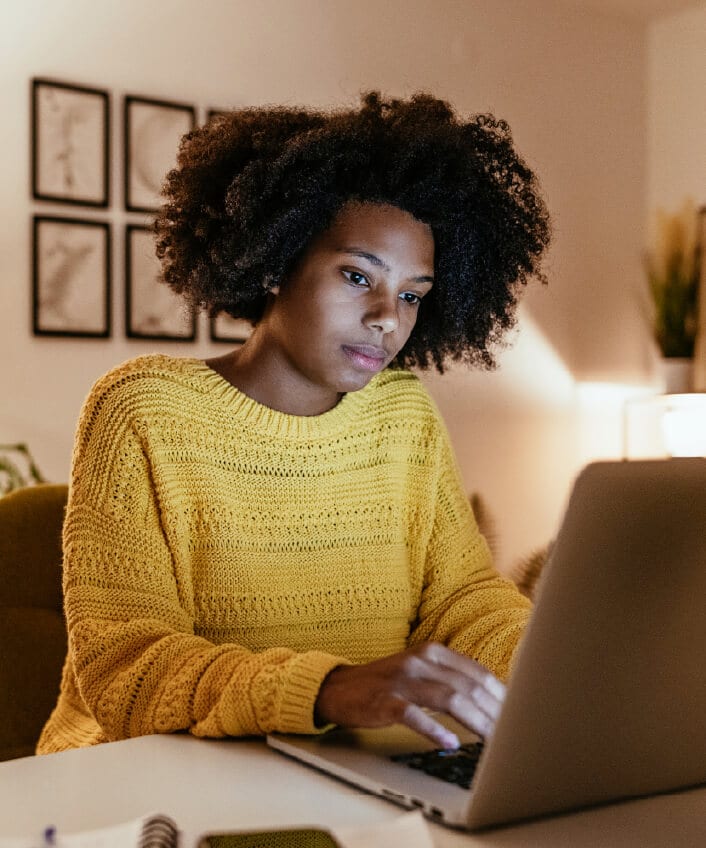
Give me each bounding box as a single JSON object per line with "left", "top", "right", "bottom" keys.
{"left": 343, "top": 270, "right": 369, "bottom": 287}
{"left": 400, "top": 292, "right": 422, "bottom": 305}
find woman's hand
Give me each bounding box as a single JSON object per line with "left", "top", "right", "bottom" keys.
{"left": 314, "top": 642, "right": 505, "bottom": 749}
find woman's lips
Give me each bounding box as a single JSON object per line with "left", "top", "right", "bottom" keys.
{"left": 342, "top": 344, "right": 387, "bottom": 372}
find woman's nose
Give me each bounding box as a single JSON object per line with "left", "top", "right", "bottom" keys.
{"left": 364, "top": 292, "right": 399, "bottom": 334}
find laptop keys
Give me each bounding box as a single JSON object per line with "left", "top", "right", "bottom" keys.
{"left": 390, "top": 741, "right": 485, "bottom": 790}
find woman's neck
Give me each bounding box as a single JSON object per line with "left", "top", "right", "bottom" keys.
{"left": 205, "top": 330, "right": 342, "bottom": 417}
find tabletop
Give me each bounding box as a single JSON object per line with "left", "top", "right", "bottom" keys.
{"left": 1, "top": 734, "right": 705, "bottom": 847}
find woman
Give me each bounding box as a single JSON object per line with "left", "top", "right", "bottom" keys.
{"left": 38, "top": 93, "right": 550, "bottom": 755}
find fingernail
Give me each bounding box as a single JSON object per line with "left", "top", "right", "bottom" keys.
{"left": 441, "top": 732, "right": 460, "bottom": 750}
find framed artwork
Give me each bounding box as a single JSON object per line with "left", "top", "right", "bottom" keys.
{"left": 124, "top": 95, "right": 196, "bottom": 212}
{"left": 209, "top": 312, "right": 251, "bottom": 344}
{"left": 31, "top": 78, "right": 110, "bottom": 207}
{"left": 125, "top": 225, "right": 196, "bottom": 341}
{"left": 32, "top": 216, "right": 111, "bottom": 338}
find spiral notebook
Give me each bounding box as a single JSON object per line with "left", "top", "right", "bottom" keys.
{"left": 0, "top": 810, "right": 433, "bottom": 848}
{"left": 0, "top": 814, "right": 178, "bottom": 848}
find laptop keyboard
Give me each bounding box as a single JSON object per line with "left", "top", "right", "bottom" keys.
{"left": 390, "top": 741, "right": 485, "bottom": 790}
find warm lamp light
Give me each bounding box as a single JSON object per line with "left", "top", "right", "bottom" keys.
{"left": 623, "top": 392, "right": 706, "bottom": 459}
{"left": 577, "top": 383, "right": 659, "bottom": 465}
{"left": 660, "top": 394, "right": 706, "bottom": 457}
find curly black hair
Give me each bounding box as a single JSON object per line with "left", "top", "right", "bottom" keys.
{"left": 155, "top": 92, "right": 550, "bottom": 371}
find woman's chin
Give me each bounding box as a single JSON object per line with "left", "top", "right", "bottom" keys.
{"left": 335, "top": 369, "right": 380, "bottom": 394}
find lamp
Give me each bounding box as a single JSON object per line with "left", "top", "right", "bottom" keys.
{"left": 623, "top": 393, "right": 706, "bottom": 458}
{"left": 660, "top": 394, "right": 706, "bottom": 457}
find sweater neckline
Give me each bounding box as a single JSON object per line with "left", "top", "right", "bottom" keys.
{"left": 186, "top": 357, "right": 378, "bottom": 438}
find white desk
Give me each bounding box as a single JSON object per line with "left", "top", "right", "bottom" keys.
{"left": 1, "top": 735, "right": 705, "bottom": 847}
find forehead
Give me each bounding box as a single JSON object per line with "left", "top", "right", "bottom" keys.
{"left": 315, "top": 201, "right": 435, "bottom": 265}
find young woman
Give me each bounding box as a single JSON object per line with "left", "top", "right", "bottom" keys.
{"left": 38, "top": 93, "right": 550, "bottom": 755}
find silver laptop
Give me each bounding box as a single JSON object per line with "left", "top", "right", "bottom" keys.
{"left": 268, "top": 459, "right": 706, "bottom": 830}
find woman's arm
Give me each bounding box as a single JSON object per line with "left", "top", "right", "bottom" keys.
{"left": 63, "top": 383, "right": 347, "bottom": 742}
{"left": 407, "top": 427, "right": 531, "bottom": 681}
{"left": 315, "top": 409, "right": 529, "bottom": 747}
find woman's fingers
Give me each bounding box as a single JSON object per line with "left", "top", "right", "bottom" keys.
{"left": 400, "top": 681, "right": 495, "bottom": 741}
{"left": 396, "top": 699, "right": 461, "bottom": 750}
{"left": 413, "top": 643, "right": 505, "bottom": 718}
{"left": 400, "top": 644, "right": 505, "bottom": 729}
{"left": 464, "top": 679, "right": 504, "bottom": 722}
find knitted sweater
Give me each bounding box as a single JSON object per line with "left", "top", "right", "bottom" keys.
{"left": 38, "top": 354, "right": 531, "bottom": 754}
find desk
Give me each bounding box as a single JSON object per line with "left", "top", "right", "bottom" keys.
{"left": 1, "top": 735, "right": 705, "bottom": 846}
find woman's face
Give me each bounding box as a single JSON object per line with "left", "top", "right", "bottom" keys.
{"left": 260, "top": 201, "right": 435, "bottom": 412}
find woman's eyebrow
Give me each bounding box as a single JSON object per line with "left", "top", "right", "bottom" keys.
{"left": 336, "top": 248, "right": 434, "bottom": 284}
{"left": 336, "top": 247, "right": 390, "bottom": 271}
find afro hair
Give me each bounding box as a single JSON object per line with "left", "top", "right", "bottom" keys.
{"left": 155, "top": 92, "right": 550, "bottom": 371}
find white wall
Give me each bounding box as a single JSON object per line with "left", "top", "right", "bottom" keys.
{"left": 1, "top": 0, "right": 657, "bottom": 570}
{"left": 647, "top": 2, "right": 706, "bottom": 214}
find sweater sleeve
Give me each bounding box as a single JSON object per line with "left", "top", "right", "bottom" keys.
{"left": 407, "top": 419, "right": 531, "bottom": 682}
{"left": 62, "top": 380, "right": 347, "bottom": 742}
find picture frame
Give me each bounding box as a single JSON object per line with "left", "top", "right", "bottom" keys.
{"left": 125, "top": 225, "right": 196, "bottom": 341}
{"left": 32, "top": 215, "right": 111, "bottom": 338}
{"left": 124, "top": 95, "right": 196, "bottom": 213}
{"left": 209, "top": 312, "right": 252, "bottom": 344}
{"left": 31, "top": 78, "right": 110, "bottom": 207}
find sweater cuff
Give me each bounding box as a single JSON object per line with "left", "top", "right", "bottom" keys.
{"left": 278, "top": 651, "right": 351, "bottom": 734}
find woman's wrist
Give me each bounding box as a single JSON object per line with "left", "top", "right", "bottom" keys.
{"left": 314, "top": 664, "right": 347, "bottom": 728}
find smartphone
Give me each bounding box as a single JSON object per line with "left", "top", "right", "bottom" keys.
{"left": 197, "top": 828, "right": 340, "bottom": 848}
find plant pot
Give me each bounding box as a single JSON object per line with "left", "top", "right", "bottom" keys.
{"left": 658, "top": 357, "right": 693, "bottom": 394}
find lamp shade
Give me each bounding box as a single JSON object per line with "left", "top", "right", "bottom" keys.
{"left": 660, "top": 394, "right": 706, "bottom": 457}
{"left": 624, "top": 392, "right": 706, "bottom": 459}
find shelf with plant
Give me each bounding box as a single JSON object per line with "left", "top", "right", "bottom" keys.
{"left": 645, "top": 200, "right": 700, "bottom": 362}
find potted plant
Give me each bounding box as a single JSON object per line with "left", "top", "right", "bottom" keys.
{"left": 645, "top": 199, "right": 700, "bottom": 393}
{"left": 0, "top": 443, "right": 46, "bottom": 496}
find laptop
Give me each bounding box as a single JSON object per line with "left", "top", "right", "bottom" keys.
{"left": 268, "top": 458, "right": 706, "bottom": 830}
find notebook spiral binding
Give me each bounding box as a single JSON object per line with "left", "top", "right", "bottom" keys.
{"left": 139, "top": 814, "right": 178, "bottom": 848}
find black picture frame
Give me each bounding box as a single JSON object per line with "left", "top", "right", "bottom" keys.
{"left": 32, "top": 215, "right": 111, "bottom": 338}
{"left": 31, "top": 78, "right": 110, "bottom": 208}
{"left": 124, "top": 95, "right": 196, "bottom": 213}
{"left": 209, "top": 312, "right": 251, "bottom": 344}
{"left": 125, "top": 224, "right": 196, "bottom": 341}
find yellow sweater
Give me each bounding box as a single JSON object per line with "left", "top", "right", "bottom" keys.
{"left": 38, "top": 354, "right": 530, "bottom": 754}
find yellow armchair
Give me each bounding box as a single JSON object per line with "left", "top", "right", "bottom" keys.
{"left": 0, "top": 484, "right": 68, "bottom": 760}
